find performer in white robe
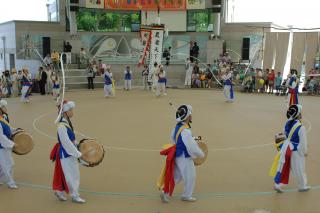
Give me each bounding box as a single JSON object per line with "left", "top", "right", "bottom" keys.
{"left": 184, "top": 59, "right": 192, "bottom": 88}
{"left": 0, "top": 99, "right": 18, "bottom": 189}
{"left": 124, "top": 66, "right": 132, "bottom": 91}
{"left": 221, "top": 69, "right": 234, "bottom": 102}
{"left": 161, "top": 104, "right": 204, "bottom": 203}
{"left": 156, "top": 66, "right": 167, "bottom": 97}
{"left": 50, "top": 100, "right": 85, "bottom": 203}
{"left": 20, "top": 69, "right": 32, "bottom": 103}
{"left": 103, "top": 68, "right": 114, "bottom": 97}
{"left": 273, "top": 104, "right": 310, "bottom": 193}
{"left": 51, "top": 72, "right": 60, "bottom": 101}
{"left": 152, "top": 63, "right": 159, "bottom": 92}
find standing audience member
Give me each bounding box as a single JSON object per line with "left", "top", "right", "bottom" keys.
{"left": 11, "top": 69, "right": 19, "bottom": 97}
{"left": 142, "top": 65, "right": 149, "bottom": 90}
{"left": 38, "top": 67, "right": 48, "bottom": 95}
{"left": 268, "top": 69, "right": 275, "bottom": 94}
{"left": 2, "top": 70, "right": 12, "bottom": 98}
{"left": 79, "top": 48, "right": 87, "bottom": 65}
{"left": 275, "top": 72, "right": 283, "bottom": 95}
{"left": 64, "top": 42, "right": 72, "bottom": 64}
{"left": 192, "top": 42, "right": 199, "bottom": 61}
{"left": 86, "top": 64, "right": 95, "bottom": 90}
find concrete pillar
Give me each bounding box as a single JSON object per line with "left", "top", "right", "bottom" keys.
{"left": 213, "top": 13, "right": 221, "bottom": 37}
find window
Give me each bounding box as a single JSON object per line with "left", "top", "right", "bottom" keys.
{"left": 187, "top": 10, "right": 214, "bottom": 32}
{"left": 76, "top": 8, "right": 141, "bottom": 32}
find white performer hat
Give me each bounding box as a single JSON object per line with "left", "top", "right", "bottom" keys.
{"left": 0, "top": 99, "right": 8, "bottom": 108}
{"left": 57, "top": 100, "right": 75, "bottom": 113}
{"left": 286, "top": 104, "right": 302, "bottom": 120}
{"left": 176, "top": 104, "right": 192, "bottom": 122}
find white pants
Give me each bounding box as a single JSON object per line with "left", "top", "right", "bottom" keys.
{"left": 125, "top": 80, "right": 131, "bottom": 90}
{"left": 156, "top": 82, "right": 166, "bottom": 96}
{"left": 0, "top": 149, "right": 15, "bottom": 186}
{"left": 52, "top": 88, "right": 60, "bottom": 100}
{"left": 20, "top": 86, "right": 30, "bottom": 102}
{"left": 174, "top": 157, "right": 196, "bottom": 198}
{"left": 66, "top": 52, "right": 72, "bottom": 64}
{"left": 185, "top": 74, "right": 192, "bottom": 86}
{"left": 104, "top": 84, "right": 113, "bottom": 97}
{"left": 291, "top": 152, "right": 308, "bottom": 189}
{"left": 60, "top": 157, "right": 80, "bottom": 198}
{"left": 223, "top": 85, "right": 233, "bottom": 101}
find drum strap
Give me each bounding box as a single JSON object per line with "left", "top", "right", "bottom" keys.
{"left": 287, "top": 121, "right": 301, "bottom": 144}
{"left": 0, "top": 116, "right": 12, "bottom": 128}
{"left": 175, "top": 124, "right": 189, "bottom": 143}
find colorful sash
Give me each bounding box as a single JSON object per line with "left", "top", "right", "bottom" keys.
{"left": 269, "top": 121, "right": 301, "bottom": 184}
{"left": 157, "top": 124, "right": 188, "bottom": 196}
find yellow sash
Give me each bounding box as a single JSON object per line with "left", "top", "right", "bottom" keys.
{"left": 112, "top": 80, "right": 116, "bottom": 95}
{"left": 156, "top": 124, "right": 189, "bottom": 189}
{"left": 269, "top": 121, "right": 302, "bottom": 177}
{"left": 0, "top": 116, "right": 13, "bottom": 129}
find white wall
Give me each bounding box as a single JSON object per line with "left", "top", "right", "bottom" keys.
{"left": 141, "top": 11, "right": 187, "bottom": 32}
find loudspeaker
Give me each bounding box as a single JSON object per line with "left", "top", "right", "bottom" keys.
{"left": 42, "top": 37, "right": 51, "bottom": 58}
{"left": 242, "top": 37, "right": 250, "bottom": 60}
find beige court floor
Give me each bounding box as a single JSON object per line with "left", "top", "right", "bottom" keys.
{"left": 1, "top": 89, "right": 320, "bottom": 213}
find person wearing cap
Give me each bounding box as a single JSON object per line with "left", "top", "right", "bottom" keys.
{"left": 287, "top": 69, "right": 299, "bottom": 106}
{"left": 124, "top": 66, "right": 132, "bottom": 91}
{"left": 0, "top": 99, "right": 18, "bottom": 189}
{"left": 20, "top": 69, "right": 32, "bottom": 103}
{"left": 50, "top": 100, "right": 86, "bottom": 203}
{"left": 272, "top": 104, "right": 310, "bottom": 193}
{"left": 221, "top": 68, "right": 234, "bottom": 103}
{"left": 160, "top": 104, "right": 204, "bottom": 203}
{"left": 156, "top": 65, "right": 167, "bottom": 97}
{"left": 103, "top": 66, "right": 114, "bottom": 97}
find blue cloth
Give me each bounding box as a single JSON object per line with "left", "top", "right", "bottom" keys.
{"left": 104, "top": 74, "right": 112, "bottom": 85}
{"left": 53, "top": 83, "right": 60, "bottom": 89}
{"left": 284, "top": 120, "right": 302, "bottom": 151}
{"left": 57, "top": 121, "right": 76, "bottom": 159}
{"left": 158, "top": 77, "right": 166, "bottom": 83}
{"left": 174, "top": 123, "right": 191, "bottom": 158}
{"left": 22, "top": 75, "right": 31, "bottom": 86}
{"left": 0, "top": 120, "right": 12, "bottom": 149}
{"left": 125, "top": 71, "right": 132, "bottom": 80}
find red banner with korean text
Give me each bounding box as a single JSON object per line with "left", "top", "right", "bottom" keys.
{"left": 104, "top": 0, "right": 186, "bottom": 11}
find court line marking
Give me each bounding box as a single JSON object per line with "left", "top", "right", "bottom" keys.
{"left": 32, "top": 112, "right": 274, "bottom": 152}
{"left": 16, "top": 181, "right": 320, "bottom": 199}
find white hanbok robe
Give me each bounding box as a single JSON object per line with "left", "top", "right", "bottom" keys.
{"left": 0, "top": 122, "right": 15, "bottom": 186}
{"left": 170, "top": 126, "right": 204, "bottom": 198}
{"left": 57, "top": 119, "right": 82, "bottom": 199}
{"left": 289, "top": 125, "right": 308, "bottom": 189}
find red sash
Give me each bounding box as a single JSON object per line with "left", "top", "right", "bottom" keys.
{"left": 50, "top": 143, "right": 69, "bottom": 193}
